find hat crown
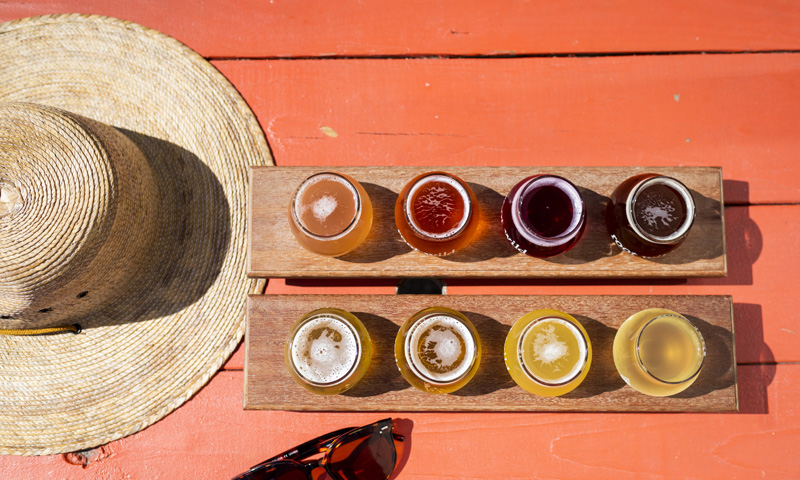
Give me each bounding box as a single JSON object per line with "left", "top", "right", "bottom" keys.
{"left": 0, "top": 102, "right": 157, "bottom": 329}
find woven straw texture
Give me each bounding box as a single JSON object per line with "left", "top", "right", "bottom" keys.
{"left": 0, "top": 103, "right": 159, "bottom": 328}
{"left": 0, "top": 14, "right": 272, "bottom": 455}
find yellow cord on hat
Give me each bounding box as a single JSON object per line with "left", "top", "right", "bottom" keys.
{"left": 0, "top": 324, "right": 81, "bottom": 336}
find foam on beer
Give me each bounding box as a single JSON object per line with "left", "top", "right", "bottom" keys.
{"left": 405, "top": 314, "right": 475, "bottom": 383}
{"left": 290, "top": 315, "right": 360, "bottom": 385}
{"left": 627, "top": 176, "right": 695, "bottom": 243}
{"left": 405, "top": 174, "right": 472, "bottom": 240}
{"left": 310, "top": 195, "right": 338, "bottom": 222}
{"left": 294, "top": 172, "right": 359, "bottom": 239}
{"left": 511, "top": 176, "right": 584, "bottom": 247}
{"left": 522, "top": 317, "right": 587, "bottom": 385}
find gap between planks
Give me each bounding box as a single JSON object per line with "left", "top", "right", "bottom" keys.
{"left": 209, "top": 49, "right": 800, "bottom": 61}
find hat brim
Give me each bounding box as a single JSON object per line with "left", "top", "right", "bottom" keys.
{"left": 0, "top": 14, "right": 272, "bottom": 455}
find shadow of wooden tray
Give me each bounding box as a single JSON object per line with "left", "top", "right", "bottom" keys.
{"left": 245, "top": 294, "right": 737, "bottom": 412}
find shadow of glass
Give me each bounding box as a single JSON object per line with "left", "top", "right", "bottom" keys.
{"left": 562, "top": 315, "right": 626, "bottom": 398}
{"left": 338, "top": 183, "right": 411, "bottom": 263}
{"left": 680, "top": 180, "right": 761, "bottom": 286}
{"left": 722, "top": 178, "right": 750, "bottom": 206}
{"left": 671, "top": 315, "right": 736, "bottom": 399}
{"left": 443, "top": 182, "right": 518, "bottom": 263}
{"left": 732, "top": 303, "right": 775, "bottom": 414}
{"left": 451, "top": 311, "right": 515, "bottom": 396}
{"left": 650, "top": 188, "right": 725, "bottom": 265}
{"left": 544, "top": 187, "right": 618, "bottom": 265}
{"left": 341, "top": 312, "right": 408, "bottom": 397}
{"left": 82, "top": 130, "right": 231, "bottom": 328}
{"left": 680, "top": 180, "right": 762, "bottom": 287}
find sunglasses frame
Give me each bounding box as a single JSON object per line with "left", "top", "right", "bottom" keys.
{"left": 233, "top": 418, "right": 405, "bottom": 480}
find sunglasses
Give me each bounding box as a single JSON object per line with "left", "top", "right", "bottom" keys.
{"left": 232, "top": 418, "right": 405, "bottom": 480}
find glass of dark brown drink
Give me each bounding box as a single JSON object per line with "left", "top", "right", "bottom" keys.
{"left": 501, "top": 175, "right": 586, "bottom": 258}
{"left": 605, "top": 174, "right": 696, "bottom": 257}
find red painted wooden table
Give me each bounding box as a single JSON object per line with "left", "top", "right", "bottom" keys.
{"left": 2, "top": 1, "right": 799, "bottom": 478}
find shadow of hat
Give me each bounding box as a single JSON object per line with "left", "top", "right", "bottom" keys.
{"left": 0, "top": 14, "right": 272, "bottom": 456}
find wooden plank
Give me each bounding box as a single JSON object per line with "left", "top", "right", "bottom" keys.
{"left": 249, "top": 166, "right": 725, "bottom": 278}
{"left": 3, "top": 1, "right": 800, "bottom": 57}
{"left": 0, "top": 365, "right": 794, "bottom": 479}
{"left": 216, "top": 54, "right": 800, "bottom": 205}
{"left": 235, "top": 205, "right": 799, "bottom": 366}
{"left": 445, "top": 205, "right": 800, "bottom": 364}
{"left": 245, "top": 294, "right": 737, "bottom": 412}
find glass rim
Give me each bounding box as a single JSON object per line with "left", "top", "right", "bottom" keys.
{"left": 288, "top": 311, "right": 363, "bottom": 388}
{"left": 511, "top": 174, "right": 585, "bottom": 246}
{"left": 517, "top": 315, "right": 589, "bottom": 387}
{"left": 291, "top": 172, "right": 363, "bottom": 241}
{"left": 403, "top": 310, "right": 478, "bottom": 386}
{"left": 402, "top": 172, "right": 473, "bottom": 243}
{"left": 625, "top": 175, "right": 696, "bottom": 245}
{"left": 634, "top": 313, "right": 706, "bottom": 385}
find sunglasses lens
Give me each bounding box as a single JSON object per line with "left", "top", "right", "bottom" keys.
{"left": 235, "top": 462, "right": 309, "bottom": 480}
{"left": 327, "top": 427, "right": 396, "bottom": 480}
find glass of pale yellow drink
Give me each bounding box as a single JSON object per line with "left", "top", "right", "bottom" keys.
{"left": 285, "top": 308, "right": 372, "bottom": 395}
{"left": 613, "top": 308, "right": 705, "bottom": 396}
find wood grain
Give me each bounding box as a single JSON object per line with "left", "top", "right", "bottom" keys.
{"left": 217, "top": 55, "right": 800, "bottom": 205}
{"left": 0, "top": 2, "right": 795, "bottom": 478}
{"left": 233, "top": 205, "right": 800, "bottom": 367}
{"left": 249, "top": 166, "right": 725, "bottom": 278}
{"left": 3, "top": 1, "right": 800, "bottom": 57}
{"left": 245, "top": 294, "right": 737, "bottom": 412}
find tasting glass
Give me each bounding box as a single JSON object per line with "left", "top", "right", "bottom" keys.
{"left": 394, "top": 307, "right": 481, "bottom": 394}
{"left": 504, "top": 309, "right": 592, "bottom": 397}
{"left": 285, "top": 308, "right": 372, "bottom": 395}
{"left": 288, "top": 172, "right": 373, "bottom": 257}
{"left": 605, "top": 173, "right": 696, "bottom": 257}
{"left": 613, "top": 308, "right": 706, "bottom": 397}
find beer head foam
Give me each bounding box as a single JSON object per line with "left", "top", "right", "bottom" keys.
{"left": 293, "top": 172, "right": 359, "bottom": 239}
{"left": 405, "top": 174, "right": 472, "bottom": 240}
{"left": 520, "top": 317, "right": 587, "bottom": 385}
{"left": 511, "top": 175, "right": 584, "bottom": 247}
{"left": 628, "top": 176, "right": 695, "bottom": 243}
{"left": 310, "top": 195, "right": 338, "bottom": 222}
{"left": 290, "top": 314, "right": 360, "bottom": 385}
{"left": 405, "top": 314, "right": 475, "bottom": 384}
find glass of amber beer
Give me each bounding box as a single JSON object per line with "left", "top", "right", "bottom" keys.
{"left": 395, "top": 171, "right": 480, "bottom": 256}
{"left": 613, "top": 308, "right": 705, "bottom": 397}
{"left": 504, "top": 309, "right": 592, "bottom": 397}
{"left": 289, "top": 172, "right": 373, "bottom": 257}
{"left": 395, "top": 307, "right": 481, "bottom": 394}
{"left": 501, "top": 175, "right": 586, "bottom": 258}
{"left": 605, "top": 174, "right": 696, "bottom": 257}
{"left": 285, "top": 308, "right": 372, "bottom": 395}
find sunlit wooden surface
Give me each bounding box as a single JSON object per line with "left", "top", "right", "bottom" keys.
{"left": 1, "top": 1, "right": 798, "bottom": 478}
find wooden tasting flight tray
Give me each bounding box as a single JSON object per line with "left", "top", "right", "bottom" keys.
{"left": 248, "top": 166, "right": 726, "bottom": 278}
{"left": 245, "top": 294, "right": 738, "bottom": 412}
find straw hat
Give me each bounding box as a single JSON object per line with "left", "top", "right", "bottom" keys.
{"left": 0, "top": 15, "right": 272, "bottom": 455}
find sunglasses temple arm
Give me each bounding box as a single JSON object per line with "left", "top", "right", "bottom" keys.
{"left": 248, "top": 426, "right": 356, "bottom": 470}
